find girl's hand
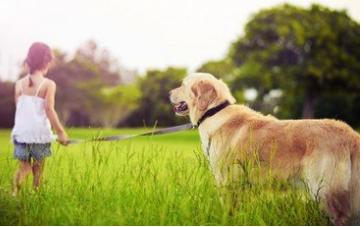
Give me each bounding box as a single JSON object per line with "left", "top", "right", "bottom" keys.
{"left": 57, "top": 131, "right": 69, "bottom": 146}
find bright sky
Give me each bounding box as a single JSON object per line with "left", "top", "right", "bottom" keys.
{"left": 0, "top": 0, "right": 360, "bottom": 81}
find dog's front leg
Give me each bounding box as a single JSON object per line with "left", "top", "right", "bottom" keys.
{"left": 213, "top": 162, "right": 244, "bottom": 215}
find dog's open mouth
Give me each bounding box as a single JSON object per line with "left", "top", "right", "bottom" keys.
{"left": 173, "top": 101, "right": 189, "bottom": 116}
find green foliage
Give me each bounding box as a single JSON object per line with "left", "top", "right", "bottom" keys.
{"left": 0, "top": 129, "right": 329, "bottom": 225}
{"left": 123, "top": 67, "right": 189, "bottom": 127}
{"left": 97, "top": 85, "right": 141, "bottom": 127}
{"left": 197, "top": 59, "right": 234, "bottom": 81}
{"left": 228, "top": 4, "right": 359, "bottom": 126}
{"left": 47, "top": 41, "right": 138, "bottom": 127}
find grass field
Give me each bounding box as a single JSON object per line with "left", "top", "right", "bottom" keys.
{"left": 0, "top": 128, "right": 329, "bottom": 225}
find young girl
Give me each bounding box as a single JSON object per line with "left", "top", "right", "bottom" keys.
{"left": 11, "top": 42, "right": 69, "bottom": 196}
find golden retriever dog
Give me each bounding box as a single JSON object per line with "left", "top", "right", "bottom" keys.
{"left": 169, "top": 73, "right": 359, "bottom": 225}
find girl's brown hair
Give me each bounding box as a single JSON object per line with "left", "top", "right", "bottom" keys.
{"left": 25, "top": 42, "right": 53, "bottom": 87}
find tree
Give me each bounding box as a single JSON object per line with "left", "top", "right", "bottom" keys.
{"left": 122, "top": 67, "right": 188, "bottom": 127}
{"left": 197, "top": 59, "right": 234, "bottom": 81}
{"left": 46, "top": 41, "right": 138, "bottom": 127}
{"left": 85, "top": 84, "right": 141, "bottom": 128}
{"left": 0, "top": 81, "right": 15, "bottom": 128}
{"left": 229, "top": 4, "right": 359, "bottom": 126}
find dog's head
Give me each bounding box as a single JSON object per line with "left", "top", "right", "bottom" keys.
{"left": 169, "top": 73, "right": 236, "bottom": 125}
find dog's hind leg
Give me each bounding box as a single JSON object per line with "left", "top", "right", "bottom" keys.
{"left": 303, "top": 151, "right": 352, "bottom": 225}
{"left": 325, "top": 190, "right": 351, "bottom": 225}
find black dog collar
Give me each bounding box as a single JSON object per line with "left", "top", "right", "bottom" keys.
{"left": 196, "top": 100, "right": 231, "bottom": 127}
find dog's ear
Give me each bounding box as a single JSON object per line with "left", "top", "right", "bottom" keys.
{"left": 192, "top": 80, "right": 217, "bottom": 111}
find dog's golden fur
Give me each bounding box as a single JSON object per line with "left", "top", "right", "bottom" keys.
{"left": 170, "top": 73, "right": 360, "bottom": 225}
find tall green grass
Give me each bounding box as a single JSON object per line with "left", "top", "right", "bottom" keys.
{"left": 0, "top": 129, "right": 329, "bottom": 225}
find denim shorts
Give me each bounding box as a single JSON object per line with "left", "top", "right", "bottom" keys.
{"left": 13, "top": 140, "right": 52, "bottom": 161}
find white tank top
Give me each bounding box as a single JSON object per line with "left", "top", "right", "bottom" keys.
{"left": 11, "top": 78, "right": 56, "bottom": 143}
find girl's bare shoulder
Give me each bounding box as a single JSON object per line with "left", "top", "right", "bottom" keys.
{"left": 15, "top": 77, "right": 26, "bottom": 84}
{"left": 15, "top": 77, "right": 26, "bottom": 89}
{"left": 44, "top": 78, "right": 56, "bottom": 90}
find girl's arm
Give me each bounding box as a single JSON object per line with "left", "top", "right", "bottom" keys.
{"left": 44, "top": 80, "right": 69, "bottom": 145}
